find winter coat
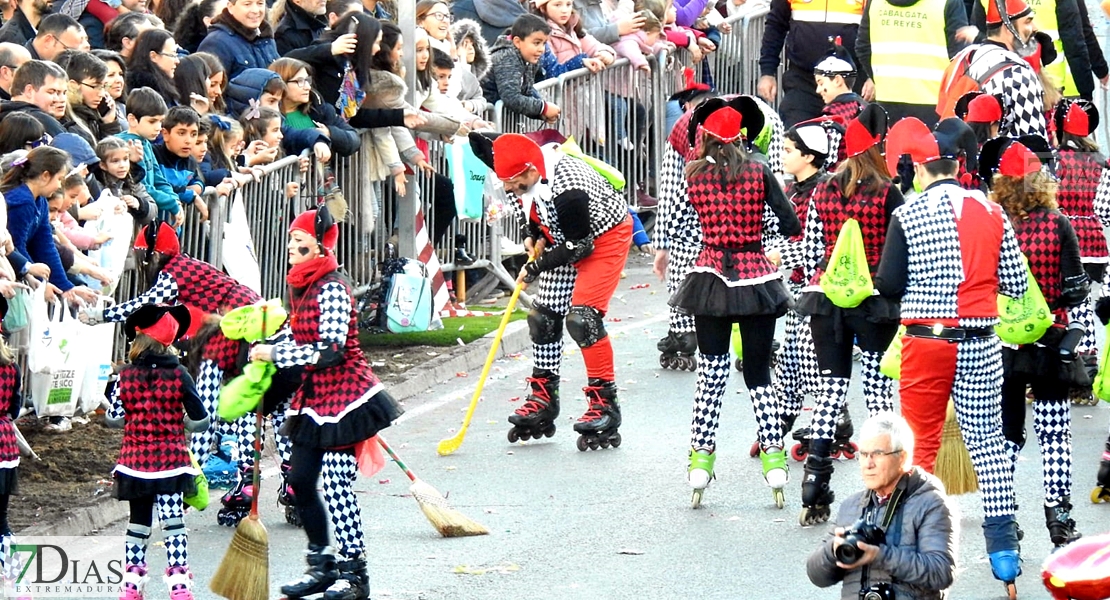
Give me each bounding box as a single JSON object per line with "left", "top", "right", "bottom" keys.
{"left": 284, "top": 43, "right": 348, "bottom": 107}
{"left": 274, "top": 0, "right": 328, "bottom": 57}
{"left": 363, "top": 69, "right": 460, "bottom": 181}
{"left": 452, "top": 0, "right": 528, "bottom": 47}
{"left": 118, "top": 131, "right": 182, "bottom": 218}
{"left": 451, "top": 19, "right": 492, "bottom": 114}
{"left": 0, "top": 100, "right": 66, "bottom": 137}
{"left": 482, "top": 36, "right": 547, "bottom": 118}
{"left": 546, "top": 14, "right": 614, "bottom": 65}
{"left": 153, "top": 143, "right": 204, "bottom": 206}
{"left": 0, "top": 8, "right": 35, "bottom": 45}
{"left": 197, "top": 9, "right": 280, "bottom": 80}
{"left": 64, "top": 102, "right": 124, "bottom": 146}
{"left": 573, "top": 0, "right": 621, "bottom": 45}
{"left": 305, "top": 92, "right": 360, "bottom": 157}
{"left": 224, "top": 68, "right": 328, "bottom": 157}
{"left": 806, "top": 467, "right": 956, "bottom": 600}
{"left": 4, "top": 184, "right": 74, "bottom": 292}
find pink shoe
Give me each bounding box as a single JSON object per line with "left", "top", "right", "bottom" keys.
{"left": 119, "top": 564, "right": 146, "bottom": 600}
{"left": 165, "top": 566, "right": 193, "bottom": 600}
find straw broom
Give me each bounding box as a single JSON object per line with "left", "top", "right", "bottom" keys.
{"left": 377, "top": 435, "right": 489, "bottom": 537}
{"left": 934, "top": 399, "right": 979, "bottom": 495}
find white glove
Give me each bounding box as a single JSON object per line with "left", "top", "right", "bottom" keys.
{"left": 79, "top": 306, "right": 105, "bottom": 325}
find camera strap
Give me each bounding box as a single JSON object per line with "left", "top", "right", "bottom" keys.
{"left": 860, "top": 486, "right": 907, "bottom": 591}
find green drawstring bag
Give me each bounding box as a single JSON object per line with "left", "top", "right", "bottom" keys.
{"left": 218, "top": 361, "right": 276, "bottom": 422}
{"left": 560, "top": 137, "right": 626, "bottom": 191}
{"left": 996, "top": 255, "right": 1052, "bottom": 345}
{"left": 183, "top": 451, "right": 209, "bottom": 510}
{"left": 219, "top": 299, "right": 287, "bottom": 342}
{"left": 731, "top": 322, "right": 743, "bottom": 360}
{"left": 880, "top": 325, "right": 906, "bottom": 380}
{"left": 820, "top": 219, "right": 873, "bottom": 309}
{"left": 2, "top": 289, "right": 29, "bottom": 332}
{"left": 1093, "top": 324, "right": 1110, "bottom": 402}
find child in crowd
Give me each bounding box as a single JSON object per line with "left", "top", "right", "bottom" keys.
{"left": 55, "top": 173, "right": 111, "bottom": 253}
{"left": 226, "top": 69, "right": 331, "bottom": 163}
{"left": 202, "top": 116, "right": 257, "bottom": 188}
{"left": 106, "top": 303, "right": 208, "bottom": 600}
{"left": 240, "top": 106, "right": 285, "bottom": 167}
{"left": 431, "top": 49, "right": 456, "bottom": 95}
{"left": 46, "top": 185, "right": 113, "bottom": 289}
{"left": 154, "top": 106, "right": 208, "bottom": 222}
{"left": 119, "top": 88, "right": 183, "bottom": 226}
{"left": 450, "top": 19, "right": 492, "bottom": 116}
{"left": 482, "top": 14, "right": 561, "bottom": 123}
{"left": 94, "top": 136, "right": 156, "bottom": 226}
{"left": 414, "top": 29, "right": 493, "bottom": 130}
{"left": 814, "top": 41, "right": 866, "bottom": 122}
{"left": 192, "top": 118, "right": 211, "bottom": 166}
{"left": 535, "top": 0, "right": 613, "bottom": 74}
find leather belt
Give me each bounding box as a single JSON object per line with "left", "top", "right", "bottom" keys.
{"left": 904, "top": 324, "right": 994, "bottom": 342}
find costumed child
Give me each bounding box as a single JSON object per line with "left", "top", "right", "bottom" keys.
{"left": 979, "top": 136, "right": 1088, "bottom": 549}
{"left": 813, "top": 39, "right": 864, "bottom": 168}
{"left": 0, "top": 295, "right": 27, "bottom": 591}
{"left": 672, "top": 99, "right": 801, "bottom": 509}
{"left": 793, "top": 105, "right": 903, "bottom": 526}
{"left": 249, "top": 207, "right": 402, "bottom": 600}
{"left": 106, "top": 303, "right": 209, "bottom": 600}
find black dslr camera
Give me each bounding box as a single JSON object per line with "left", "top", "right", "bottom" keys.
{"left": 835, "top": 518, "right": 886, "bottom": 565}
{"left": 859, "top": 582, "right": 895, "bottom": 600}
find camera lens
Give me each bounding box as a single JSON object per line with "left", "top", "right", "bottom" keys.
{"left": 862, "top": 592, "right": 882, "bottom": 600}
{"left": 834, "top": 536, "right": 863, "bottom": 564}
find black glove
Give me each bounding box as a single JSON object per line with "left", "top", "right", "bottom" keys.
{"left": 1058, "top": 325, "right": 1086, "bottom": 363}
{"left": 521, "top": 261, "right": 541, "bottom": 284}
{"left": 1096, "top": 295, "right": 1110, "bottom": 325}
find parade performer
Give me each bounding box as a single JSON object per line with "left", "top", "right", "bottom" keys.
{"left": 482, "top": 132, "right": 632, "bottom": 451}
{"left": 250, "top": 207, "right": 402, "bottom": 600}
{"left": 793, "top": 105, "right": 903, "bottom": 526}
{"left": 1052, "top": 99, "right": 1107, "bottom": 404}
{"left": 878, "top": 116, "right": 1028, "bottom": 598}
{"left": 79, "top": 221, "right": 299, "bottom": 527}
{"left": 106, "top": 304, "right": 209, "bottom": 600}
{"left": 980, "top": 136, "right": 1088, "bottom": 549}
{"left": 672, "top": 99, "right": 801, "bottom": 508}
{"left": 0, "top": 298, "right": 23, "bottom": 590}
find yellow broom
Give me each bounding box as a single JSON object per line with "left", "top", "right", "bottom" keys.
{"left": 934, "top": 400, "right": 979, "bottom": 495}
{"left": 378, "top": 435, "right": 489, "bottom": 537}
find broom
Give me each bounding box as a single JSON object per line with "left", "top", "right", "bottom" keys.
{"left": 377, "top": 435, "right": 488, "bottom": 537}
{"left": 211, "top": 308, "right": 270, "bottom": 600}
{"left": 934, "top": 399, "right": 979, "bottom": 495}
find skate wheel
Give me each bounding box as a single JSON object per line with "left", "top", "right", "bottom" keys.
{"left": 830, "top": 449, "right": 842, "bottom": 460}
{"left": 285, "top": 506, "right": 302, "bottom": 528}
{"left": 600, "top": 438, "right": 611, "bottom": 449}
{"left": 734, "top": 358, "right": 743, "bottom": 372}
{"left": 790, "top": 444, "right": 807, "bottom": 462}
{"left": 610, "top": 432, "right": 621, "bottom": 448}
{"left": 773, "top": 488, "right": 785, "bottom": 509}
{"left": 543, "top": 425, "right": 557, "bottom": 438}
{"left": 507, "top": 429, "right": 520, "bottom": 443}
{"left": 750, "top": 440, "right": 761, "bottom": 458}
{"left": 519, "top": 430, "right": 532, "bottom": 442}
{"left": 842, "top": 442, "right": 858, "bottom": 460}
{"left": 576, "top": 436, "right": 588, "bottom": 452}
{"left": 588, "top": 438, "right": 600, "bottom": 451}
{"left": 691, "top": 489, "right": 703, "bottom": 509}
{"left": 1005, "top": 582, "right": 1017, "bottom": 600}
{"left": 1092, "top": 486, "right": 1110, "bottom": 504}
{"left": 659, "top": 354, "right": 669, "bottom": 368}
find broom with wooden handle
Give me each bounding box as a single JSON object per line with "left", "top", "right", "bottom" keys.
{"left": 211, "top": 308, "right": 269, "bottom": 600}
{"left": 378, "top": 435, "right": 488, "bottom": 537}
{"left": 934, "top": 399, "right": 979, "bottom": 496}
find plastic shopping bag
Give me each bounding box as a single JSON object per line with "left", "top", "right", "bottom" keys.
{"left": 819, "top": 219, "right": 874, "bottom": 309}
{"left": 25, "top": 283, "right": 51, "bottom": 373}
{"left": 218, "top": 361, "right": 275, "bottom": 422}
{"left": 1093, "top": 324, "right": 1110, "bottom": 402}
{"left": 83, "top": 194, "right": 134, "bottom": 296}
{"left": 996, "top": 255, "right": 1052, "bottom": 345}
{"left": 183, "top": 451, "right": 210, "bottom": 510}
{"left": 2, "top": 288, "right": 30, "bottom": 333}
{"left": 731, "top": 322, "right": 743, "bottom": 360}
{"left": 76, "top": 299, "right": 116, "bottom": 413}
{"left": 355, "top": 435, "right": 386, "bottom": 477}
{"left": 880, "top": 325, "right": 906, "bottom": 380}
{"left": 29, "top": 302, "right": 86, "bottom": 418}
{"left": 385, "top": 260, "right": 433, "bottom": 333}
{"left": 446, "top": 137, "right": 486, "bottom": 220}
{"left": 221, "top": 192, "right": 263, "bottom": 295}
{"left": 560, "top": 137, "right": 626, "bottom": 190}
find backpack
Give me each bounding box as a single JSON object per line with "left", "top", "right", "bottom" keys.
{"left": 819, "top": 218, "right": 874, "bottom": 309}
{"left": 385, "top": 259, "right": 434, "bottom": 333}
{"left": 937, "top": 45, "right": 1021, "bottom": 120}
{"left": 996, "top": 254, "right": 1053, "bottom": 345}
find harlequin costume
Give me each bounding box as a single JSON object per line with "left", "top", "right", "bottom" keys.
{"left": 669, "top": 99, "right": 802, "bottom": 508}
{"left": 0, "top": 297, "right": 22, "bottom": 585}
{"left": 274, "top": 208, "right": 402, "bottom": 600}
{"left": 106, "top": 304, "right": 209, "bottom": 600}
{"left": 814, "top": 38, "right": 866, "bottom": 168}
{"left": 877, "top": 116, "right": 1028, "bottom": 594}
{"left": 477, "top": 132, "right": 631, "bottom": 451}
{"left": 979, "top": 136, "right": 1089, "bottom": 550}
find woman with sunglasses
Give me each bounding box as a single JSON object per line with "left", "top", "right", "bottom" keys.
{"left": 269, "top": 57, "right": 359, "bottom": 157}
{"left": 126, "top": 29, "right": 182, "bottom": 106}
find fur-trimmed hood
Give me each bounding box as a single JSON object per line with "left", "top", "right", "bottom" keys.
{"left": 364, "top": 69, "right": 407, "bottom": 109}
{"left": 451, "top": 18, "right": 490, "bottom": 80}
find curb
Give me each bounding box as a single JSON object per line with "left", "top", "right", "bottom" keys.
{"left": 19, "top": 321, "right": 532, "bottom": 538}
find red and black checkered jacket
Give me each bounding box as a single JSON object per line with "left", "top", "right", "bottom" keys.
{"left": 1055, "top": 149, "right": 1110, "bottom": 260}
{"left": 822, "top": 94, "right": 866, "bottom": 165}
{"left": 113, "top": 356, "right": 200, "bottom": 478}
{"left": 686, "top": 160, "right": 801, "bottom": 283}
{"left": 163, "top": 254, "right": 262, "bottom": 313}
{"left": 786, "top": 174, "right": 825, "bottom": 285}
{"left": 1011, "top": 208, "right": 1083, "bottom": 323}
{"left": 0, "top": 364, "right": 20, "bottom": 469}
{"left": 806, "top": 176, "right": 900, "bottom": 286}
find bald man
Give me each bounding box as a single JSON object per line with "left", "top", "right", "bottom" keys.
{"left": 0, "top": 42, "right": 31, "bottom": 101}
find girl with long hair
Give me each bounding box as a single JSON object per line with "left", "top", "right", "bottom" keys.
{"left": 174, "top": 0, "right": 228, "bottom": 53}
{"left": 92, "top": 49, "right": 129, "bottom": 130}
{"left": 270, "top": 57, "right": 360, "bottom": 157}
{"left": 126, "top": 29, "right": 182, "bottom": 106}
{"left": 194, "top": 52, "right": 228, "bottom": 115}
{"left": 286, "top": 11, "right": 381, "bottom": 107}
{"left": 174, "top": 54, "right": 213, "bottom": 115}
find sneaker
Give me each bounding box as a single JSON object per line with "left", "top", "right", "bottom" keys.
{"left": 636, "top": 190, "right": 658, "bottom": 209}
{"left": 44, "top": 416, "right": 72, "bottom": 433}
{"left": 500, "top": 237, "right": 526, "bottom": 256}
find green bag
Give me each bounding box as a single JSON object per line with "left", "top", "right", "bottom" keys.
{"left": 880, "top": 325, "right": 906, "bottom": 380}
{"left": 819, "top": 219, "right": 874, "bottom": 309}
{"left": 731, "top": 322, "right": 743, "bottom": 360}
{"left": 996, "top": 255, "right": 1053, "bottom": 345}
{"left": 560, "top": 137, "right": 626, "bottom": 190}
{"left": 1093, "top": 324, "right": 1110, "bottom": 402}
{"left": 219, "top": 299, "right": 288, "bottom": 342}
{"left": 2, "top": 289, "right": 29, "bottom": 332}
{"left": 183, "top": 451, "right": 209, "bottom": 510}
{"left": 218, "top": 361, "right": 276, "bottom": 422}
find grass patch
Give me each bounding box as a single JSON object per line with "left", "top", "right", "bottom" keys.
{"left": 360, "top": 310, "right": 527, "bottom": 347}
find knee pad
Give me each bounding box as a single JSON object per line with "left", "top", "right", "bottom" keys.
{"left": 565, "top": 306, "right": 607, "bottom": 348}
{"left": 528, "top": 305, "right": 564, "bottom": 345}
{"left": 161, "top": 515, "right": 185, "bottom": 533}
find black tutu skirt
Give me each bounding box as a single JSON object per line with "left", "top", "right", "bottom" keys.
{"left": 795, "top": 290, "right": 901, "bottom": 323}
{"left": 0, "top": 467, "right": 18, "bottom": 495}
{"left": 669, "top": 272, "right": 792, "bottom": 318}
{"left": 280, "top": 388, "right": 403, "bottom": 450}
{"left": 114, "top": 472, "right": 196, "bottom": 501}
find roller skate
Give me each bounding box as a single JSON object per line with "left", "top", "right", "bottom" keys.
{"left": 790, "top": 408, "right": 856, "bottom": 462}
{"left": 507, "top": 370, "right": 559, "bottom": 443}
{"left": 799, "top": 454, "right": 835, "bottom": 526}
{"left": 278, "top": 461, "right": 300, "bottom": 527}
{"left": 281, "top": 545, "right": 338, "bottom": 599}
{"left": 1045, "top": 497, "right": 1082, "bottom": 548}
{"left": 750, "top": 413, "right": 798, "bottom": 458}
{"left": 164, "top": 566, "right": 194, "bottom": 600}
{"left": 118, "top": 564, "right": 147, "bottom": 600}
{"left": 1091, "top": 440, "right": 1110, "bottom": 504}
{"left": 658, "top": 331, "right": 697, "bottom": 371}
{"left": 989, "top": 549, "right": 1022, "bottom": 600}
{"left": 574, "top": 379, "right": 622, "bottom": 451}
{"left": 760, "top": 447, "right": 789, "bottom": 509}
{"left": 323, "top": 555, "right": 370, "bottom": 600}
{"left": 688, "top": 449, "right": 716, "bottom": 508}
{"left": 216, "top": 466, "right": 253, "bottom": 527}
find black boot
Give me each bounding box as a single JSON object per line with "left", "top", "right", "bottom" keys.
{"left": 323, "top": 555, "right": 370, "bottom": 600}
{"left": 1045, "top": 497, "right": 1081, "bottom": 548}
{"left": 799, "top": 441, "right": 835, "bottom": 526}
{"left": 281, "top": 545, "right": 338, "bottom": 599}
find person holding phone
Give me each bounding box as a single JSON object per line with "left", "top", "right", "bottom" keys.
{"left": 63, "top": 51, "right": 123, "bottom": 146}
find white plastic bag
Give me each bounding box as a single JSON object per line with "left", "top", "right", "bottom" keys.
{"left": 221, "top": 191, "right": 262, "bottom": 295}
{"left": 29, "top": 302, "right": 86, "bottom": 418}
{"left": 25, "top": 283, "right": 51, "bottom": 373}
{"left": 83, "top": 194, "right": 134, "bottom": 296}
{"left": 76, "top": 299, "right": 116, "bottom": 413}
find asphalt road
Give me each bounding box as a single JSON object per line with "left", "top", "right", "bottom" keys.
{"left": 141, "top": 253, "right": 1108, "bottom": 600}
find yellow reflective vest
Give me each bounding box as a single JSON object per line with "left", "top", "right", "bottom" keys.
{"left": 868, "top": 0, "right": 951, "bottom": 104}
{"left": 791, "top": 0, "right": 865, "bottom": 24}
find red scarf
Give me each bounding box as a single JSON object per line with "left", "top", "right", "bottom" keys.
{"left": 287, "top": 254, "right": 338, "bottom": 289}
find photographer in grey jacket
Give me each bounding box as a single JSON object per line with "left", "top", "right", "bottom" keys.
{"left": 807, "top": 413, "right": 957, "bottom": 600}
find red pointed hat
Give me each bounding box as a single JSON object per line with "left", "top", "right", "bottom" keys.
{"left": 844, "top": 104, "right": 888, "bottom": 158}
{"left": 978, "top": 134, "right": 1052, "bottom": 186}
{"left": 492, "top": 133, "right": 546, "bottom": 180}
{"left": 1054, "top": 98, "right": 1099, "bottom": 141}
{"left": 884, "top": 117, "right": 939, "bottom": 175}
{"left": 182, "top": 305, "right": 208, "bottom": 339}
{"left": 133, "top": 221, "right": 180, "bottom": 257}
{"left": 998, "top": 142, "right": 1042, "bottom": 177}
{"left": 124, "top": 303, "right": 192, "bottom": 345}
{"left": 290, "top": 207, "right": 339, "bottom": 255}
{"left": 966, "top": 93, "right": 1004, "bottom": 123}
{"left": 986, "top": 0, "right": 1032, "bottom": 25}
{"left": 701, "top": 106, "right": 744, "bottom": 144}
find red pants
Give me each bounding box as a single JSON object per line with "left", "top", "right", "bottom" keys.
{"left": 575, "top": 217, "right": 632, "bottom": 380}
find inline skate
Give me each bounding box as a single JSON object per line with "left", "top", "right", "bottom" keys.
{"left": 574, "top": 379, "right": 622, "bottom": 451}
{"left": 799, "top": 452, "right": 835, "bottom": 526}
{"left": 278, "top": 461, "right": 300, "bottom": 527}
{"left": 119, "top": 564, "right": 147, "bottom": 600}
{"left": 1091, "top": 439, "right": 1110, "bottom": 503}
{"left": 657, "top": 331, "right": 697, "bottom": 371}
{"left": 989, "top": 549, "right": 1021, "bottom": 600}
{"left": 164, "top": 565, "right": 194, "bottom": 600}
{"left": 216, "top": 465, "right": 253, "bottom": 527}
{"left": 688, "top": 449, "right": 715, "bottom": 508}
{"left": 791, "top": 408, "right": 856, "bottom": 461}
{"left": 507, "top": 370, "right": 559, "bottom": 443}
{"left": 281, "top": 545, "right": 338, "bottom": 599}
{"left": 323, "top": 555, "right": 370, "bottom": 600}
{"left": 1044, "top": 497, "right": 1081, "bottom": 548}
{"left": 760, "top": 447, "right": 789, "bottom": 509}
